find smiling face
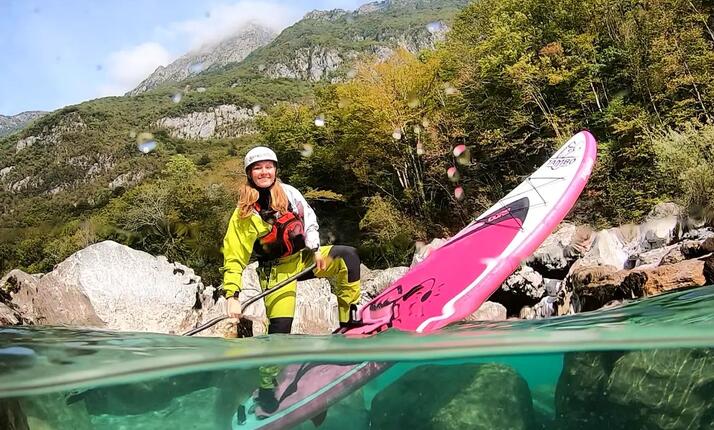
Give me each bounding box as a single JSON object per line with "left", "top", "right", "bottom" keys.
{"left": 249, "top": 160, "right": 277, "bottom": 189}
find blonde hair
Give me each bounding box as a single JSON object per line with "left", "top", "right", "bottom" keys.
{"left": 237, "top": 178, "right": 289, "bottom": 218}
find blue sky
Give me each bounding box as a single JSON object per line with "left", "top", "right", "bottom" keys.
{"left": 0, "top": 0, "right": 364, "bottom": 116}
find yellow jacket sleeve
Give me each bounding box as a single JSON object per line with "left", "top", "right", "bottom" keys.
{"left": 221, "top": 209, "right": 271, "bottom": 298}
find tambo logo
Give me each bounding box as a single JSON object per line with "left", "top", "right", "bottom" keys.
{"left": 546, "top": 156, "right": 575, "bottom": 170}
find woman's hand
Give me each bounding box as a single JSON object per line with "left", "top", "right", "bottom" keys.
{"left": 314, "top": 251, "right": 327, "bottom": 272}
{"left": 226, "top": 296, "right": 243, "bottom": 319}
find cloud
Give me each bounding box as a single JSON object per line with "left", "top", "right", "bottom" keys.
{"left": 166, "top": 1, "right": 303, "bottom": 51}
{"left": 94, "top": 0, "right": 366, "bottom": 98}
{"left": 98, "top": 42, "right": 174, "bottom": 96}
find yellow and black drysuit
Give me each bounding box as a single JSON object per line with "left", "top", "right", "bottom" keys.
{"left": 221, "top": 183, "right": 361, "bottom": 392}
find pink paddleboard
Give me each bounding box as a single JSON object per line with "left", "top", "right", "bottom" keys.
{"left": 233, "top": 131, "right": 597, "bottom": 429}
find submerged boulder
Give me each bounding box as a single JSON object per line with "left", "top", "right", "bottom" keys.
{"left": 556, "top": 349, "right": 714, "bottom": 430}
{"left": 555, "top": 351, "right": 624, "bottom": 430}
{"left": 0, "top": 399, "right": 28, "bottom": 430}
{"left": 370, "top": 363, "right": 534, "bottom": 430}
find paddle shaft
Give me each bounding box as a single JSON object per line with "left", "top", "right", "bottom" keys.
{"left": 182, "top": 262, "right": 317, "bottom": 336}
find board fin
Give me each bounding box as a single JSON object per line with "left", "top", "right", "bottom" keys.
{"left": 236, "top": 405, "right": 247, "bottom": 425}
{"left": 310, "top": 410, "right": 328, "bottom": 427}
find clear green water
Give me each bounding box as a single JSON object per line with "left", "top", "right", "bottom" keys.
{"left": 2, "top": 286, "right": 714, "bottom": 429}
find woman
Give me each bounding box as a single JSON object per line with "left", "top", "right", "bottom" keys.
{"left": 221, "top": 146, "right": 361, "bottom": 412}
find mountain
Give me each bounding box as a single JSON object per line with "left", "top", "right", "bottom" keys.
{"left": 0, "top": 111, "right": 47, "bottom": 137}
{"left": 0, "top": 0, "right": 468, "bottom": 275}
{"left": 178, "top": 0, "right": 467, "bottom": 88}
{"left": 127, "top": 23, "right": 277, "bottom": 95}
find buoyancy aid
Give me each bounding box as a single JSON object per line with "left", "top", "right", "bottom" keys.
{"left": 253, "top": 201, "right": 306, "bottom": 261}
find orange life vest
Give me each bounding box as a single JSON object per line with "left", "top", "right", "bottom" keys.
{"left": 253, "top": 203, "right": 306, "bottom": 261}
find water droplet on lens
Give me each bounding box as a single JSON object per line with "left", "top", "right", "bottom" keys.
{"left": 137, "top": 140, "right": 157, "bottom": 154}
{"left": 136, "top": 132, "right": 156, "bottom": 154}
{"left": 454, "top": 186, "right": 464, "bottom": 200}
{"left": 453, "top": 145, "right": 471, "bottom": 165}
{"left": 301, "top": 144, "right": 314, "bottom": 158}
{"left": 444, "top": 83, "right": 458, "bottom": 96}
{"left": 426, "top": 21, "right": 444, "bottom": 34}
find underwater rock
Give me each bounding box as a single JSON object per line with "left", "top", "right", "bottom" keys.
{"left": 67, "top": 368, "right": 259, "bottom": 429}
{"left": 0, "top": 399, "right": 28, "bottom": 430}
{"left": 607, "top": 349, "right": 714, "bottom": 429}
{"left": 558, "top": 348, "right": 714, "bottom": 429}
{"left": 20, "top": 393, "right": 92, "bottom": 429}
{"left": 370, "top": 363, "right": 534, "bottom": 430}
{"left": 556, "top": 348, "right": 714, "bottom": 430}
{"left": 555, "top": 351, "right": 624, "bottom": 430}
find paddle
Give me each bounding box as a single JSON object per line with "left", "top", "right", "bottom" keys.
{"left": 182, "top": 262, "right": 317, "bottom": 336}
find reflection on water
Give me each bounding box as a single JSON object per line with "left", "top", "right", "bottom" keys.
{"left": 1, "top": 286, "right": 713, "bottom": 429}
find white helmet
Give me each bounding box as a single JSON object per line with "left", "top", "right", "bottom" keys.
{"left": 244, "top": 146, "right": 278, "bottom": 171}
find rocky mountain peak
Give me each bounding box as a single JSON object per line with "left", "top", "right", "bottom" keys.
{"left": 0, "top": 111, "right": 47, "bottom": 137}
{"left": 127, "top": 22, "right": 277, "bottom": 96}
{"left": 303, "top": 9, "right": 349, "bottom": 21}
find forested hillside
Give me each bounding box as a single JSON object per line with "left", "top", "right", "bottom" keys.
{"left": 1, "top": 0, "right": 712, "bottom": 285}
